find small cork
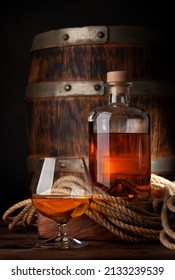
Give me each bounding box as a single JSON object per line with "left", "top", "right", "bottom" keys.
{"left": 107, "top": 71, "right": 130, "bottom": 82}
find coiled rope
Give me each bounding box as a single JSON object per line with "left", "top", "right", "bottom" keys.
{"left": 2, "top": 174, "right": 175, "bottom": 250}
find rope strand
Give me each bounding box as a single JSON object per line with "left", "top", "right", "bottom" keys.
{"left": 2, "top": 174, "right": 175, "bottom": 249}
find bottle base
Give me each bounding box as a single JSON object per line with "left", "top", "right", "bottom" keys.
{"left": 96, "top": 179, "right": 151, "bottom": 202}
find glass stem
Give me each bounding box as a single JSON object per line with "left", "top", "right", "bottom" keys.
{"left": 57, "top": 223, "right": 68, "bottom": 241}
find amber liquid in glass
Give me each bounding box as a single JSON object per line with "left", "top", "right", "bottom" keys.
{"left": 89, "top": 130, "right": 151, "bottom": 200}
{"left": 32, "top": 195, "right": 90, "bottom": 223}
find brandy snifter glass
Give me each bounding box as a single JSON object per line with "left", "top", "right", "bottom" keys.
{"left": 30, "top": 156, "right": 93, "bottom": 249}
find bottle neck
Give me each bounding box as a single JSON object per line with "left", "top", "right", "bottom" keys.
{"left": 106, "top": 82, "right": 131, "bottom": 104}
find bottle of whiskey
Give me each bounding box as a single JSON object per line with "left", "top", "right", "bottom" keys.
{"left": 88, "top": 71, "right": 151, "bottom": 201}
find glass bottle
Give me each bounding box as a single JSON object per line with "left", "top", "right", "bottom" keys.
{"left": 88, "top": 71, "right": 151, "bottom": 201}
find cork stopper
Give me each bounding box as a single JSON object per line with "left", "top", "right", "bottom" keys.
{"left": 107, "top": 71, "right": 130, "bottom": 83}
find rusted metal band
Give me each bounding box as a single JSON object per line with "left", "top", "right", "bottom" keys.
{"left": 31, "top": 25, "right": 167, "bottom": 51}
{"left": 25, "top": 81, "right": 174, "bottom": 98}
{"left": 25, "top": 81, "right": 104, "bottom": 98}
{"left": 130, "top": 81, "right": 174, "bottom": 97}
{"left": 27, "top": 157, "right": 175, "bottom": 174}
{"left": 151, "top": 158, "right": 175, "bottom": 173}
{"left": 26, "top": 157, "right": 88, "bottom": 173}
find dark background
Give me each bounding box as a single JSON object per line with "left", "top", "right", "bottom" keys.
{"left": 1, "top": 1, "right": 175, "bottom": 216}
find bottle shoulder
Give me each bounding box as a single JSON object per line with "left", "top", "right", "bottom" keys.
{"left": 89, "top": 103, "right": 150, "bottom": 121}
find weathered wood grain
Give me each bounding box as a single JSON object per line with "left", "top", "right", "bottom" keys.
{"left": 25, "top": 26, "right": 175, "bottom": 239}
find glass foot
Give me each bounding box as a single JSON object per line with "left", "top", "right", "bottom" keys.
{"left": 35, "top": 236, "right": 88, "bottom": 249}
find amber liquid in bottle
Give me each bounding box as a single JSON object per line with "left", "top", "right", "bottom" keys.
{"left": 88, "top": 71, "right": 151, "bottom": 201}
{"left": 89, "top": 129, "right": 151, "bottom": 200}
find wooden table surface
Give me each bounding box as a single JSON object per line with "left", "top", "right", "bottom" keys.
{"left": 1, "top": 219, "right": 175, "bottom": 260}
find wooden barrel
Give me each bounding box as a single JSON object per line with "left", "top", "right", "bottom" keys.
{"left": 25, "top": 25, "right": 175, "bottom": 179}
{"left": 130, "top": 81, "right": 175, "bottom": 180}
